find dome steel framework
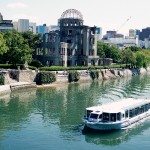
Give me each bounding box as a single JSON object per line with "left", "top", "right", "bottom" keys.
{"left": 61, "top": 9, "right": 83, "bottom": 20}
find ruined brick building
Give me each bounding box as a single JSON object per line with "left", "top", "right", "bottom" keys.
{"left": 35, "top": 9, "right": 99, "bottom": 67}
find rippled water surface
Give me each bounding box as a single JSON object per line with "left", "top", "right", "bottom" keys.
{"left": 0, "top": 75, "right": 150, "bottom": 150}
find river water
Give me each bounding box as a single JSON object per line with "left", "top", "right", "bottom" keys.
{"left": 0, "top": 75, "right": 150, "bottom": 150}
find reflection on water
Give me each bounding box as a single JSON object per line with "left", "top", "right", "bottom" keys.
{"left": 83, "top": 120, "right": 150, "bottom": 146}
{"left": 0, "top": 75, "right": 150, "bottom": 149}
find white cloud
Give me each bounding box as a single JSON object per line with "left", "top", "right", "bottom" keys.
{"left": 6, "top": 2, "right": 28, "bottom": 9}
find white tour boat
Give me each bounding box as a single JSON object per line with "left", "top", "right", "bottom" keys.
{"left": 83, "top": 98, "right": 150, "bottom": 130}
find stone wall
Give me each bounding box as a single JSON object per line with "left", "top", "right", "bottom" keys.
{"left": 1, "top": 67, "right": 150, "bottom": 87}
{"left": 49, "top": 68, "right": 150, "bottom": 84}
{"left": 0, "top": 85, "right": 11, "bottom": 95}
{"left": 19, "top": 70, "right": 37, "bottom": 83}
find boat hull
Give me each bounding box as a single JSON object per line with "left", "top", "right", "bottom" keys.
{"left": 83, "top": 112, "right": 150, "bottom": 131}
{"left": 84, "top": 121, "right": 122, "bottom": 130}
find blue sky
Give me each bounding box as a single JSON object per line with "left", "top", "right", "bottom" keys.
{"left": 0, "top": 0, "right": 150, "bottom": 35}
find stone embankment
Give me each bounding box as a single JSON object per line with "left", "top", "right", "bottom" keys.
{"left": 0, "top": 67, "right": 150, "bottom": 94}
{"left": 55, "top": 67, "right": 150, "bottom": 83}
{"left": 0, "top": 70, "right": 37, "bottom": 95}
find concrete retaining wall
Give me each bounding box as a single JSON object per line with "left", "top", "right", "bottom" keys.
{"left": 19, "top": 70, "right": 37, "bottom": 83}
{"left": 0, "top": 67, "right": 150, "bottom": 95}
{"left": 0, "top": 85, "right": 11, "bottom": 95}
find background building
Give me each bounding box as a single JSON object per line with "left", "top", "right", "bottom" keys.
{"left": 13, "top": 20, "right": 36, "bottom": 34}
{"left": 36, "top": 24, "right": 49, "bottom": 35}
{"left": 144, "top": 37, "right": 150, "bottom": 48}
{"left": 18, "top": 19, "right": 29, "bottom": 32}
{"left": 0, "top": 13, "right": 13, "bottom": 32}
{"left": 129, "top": 29, "right": 136, "bottom": 38}
{"left": 96, "top": 27, "right": 102, "bottom": 40}
{"left": 49, "top": 25, "right": 59, "bottom": 31}
{"left": 139, "top": 27, "right": 150, "bottom": 41}
{"left": 103, "top": 30, "right": 124, "bottom": 40}
{"left": 29, "top": 22, "right": 36, "bottom": 34}
{"left": 13, "top": 21, "right": 18, "bottom": 30}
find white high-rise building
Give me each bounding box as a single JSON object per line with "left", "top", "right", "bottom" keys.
{"left": 18, "top": 19, "right": 29, "bottom": 32}
{"left": 13, "top": 22, "right": 18, "bottom": 30}
{"left": 29, "top": 22, "right": 36, "bottom": 34}
{"left": 129, "top": 29, "right": 136, "bottom": 38}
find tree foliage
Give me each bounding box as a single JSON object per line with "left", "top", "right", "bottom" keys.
{"left": 21, "top": 31, "right": 42, "bottom": 55}
{"left": 2, "top": 30, "right": 32, "bottom": 65}
{"left": 0, "top": 33, "right": 8, "bottom": 55}
{"left": 97, "top": 41, "right": 121, "bottom": 63}
{"left": 121, "top": 48, "right": 136, "bottom": 67}
{"left": 127, "top": 46, "right": 142, "bottom": 52}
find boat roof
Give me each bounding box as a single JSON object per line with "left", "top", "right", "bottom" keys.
{"left": 86, "top": 98, "right": 150, "bottom": 113}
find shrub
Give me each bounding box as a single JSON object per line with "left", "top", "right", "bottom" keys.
{"left": 0, "top": 64, "right": 16, "bottom": 69}
{"left": 39, "top": 64, "right": 127, "bottom": 72}
{"left": 0, "top": 74, "right": 4, "bottom": 85}
{"left": 40, "top": 66, "right": 66, "bottom": 71}
{"left": 89, "top": 70, "right": 99, "bottom": 80}
{"left": 9, "top": 71, "right": 19, "bottom": 81}
{"left": 29, "top": 60, "right": 43, "bottom": 68}
{"left": 68, "top": 71, "right": 80, "bottom": 83}
{"left": 36, "top": 71, "right": 56, "bottom": 85}
{"left": 0, "top": 64, "right": 36, "bottom": 70}
{"left": 28, "top": 66, "right": 37, "bottom": 70}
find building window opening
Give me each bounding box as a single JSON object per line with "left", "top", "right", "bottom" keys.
{"left": 68, "top": 30, "right": 72, "bottom": 35}
{"left": 67, "top": 60, "right": 71, "bottom": 66}
{"left": 67, "top": 39, "right": 72, "bottom": 43}
{"left": 91, "top": 60, "right": 95, "bottom": 66}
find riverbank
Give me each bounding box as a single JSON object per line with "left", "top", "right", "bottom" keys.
{"left": 0, "top": 82, "right": 36, "bottom": 96}
{"left": 0, "top": 67, "right": 150, "bottom": 94}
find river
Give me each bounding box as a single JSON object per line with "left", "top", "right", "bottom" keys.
{"left": 0, "top": 75, "right": 150, "bottom": 150}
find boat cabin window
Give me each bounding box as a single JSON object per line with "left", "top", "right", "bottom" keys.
{"left": 129, "top": 103, "right": 150, "bottom": 118}
{"left": 90, "top": 113, "right": 98, "bottom": 119}
{"left": 135, "top": 107, "right": 139, "bottom": 116}
{"left": 110, "top": 113, "right": 116, "bottom": 122}
{"left": 86, "top": 110, "right": 93, "bottom": 118}
{"left": 99, "top": 114, "right": 102, "bottom": 119}
{"left": 145, "top": 104, "right": 149, "bottom": 111}
{"left": 117, "top": 113, "right": 121, "bottom": 121}
{"left": 102, "top": 113, "right": 109, "bottom": 122}
{"left": 125, "top": 110, "right": 128, "bottom": 118}
{"left": 129, "top": 109, "right": 134, "bottom": 118}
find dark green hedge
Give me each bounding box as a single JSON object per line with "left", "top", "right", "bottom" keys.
{"left": 0, "top": 64, "right": 16, "bottom": 69}
{"left": 90, "top": 70, "right": 99, "bottom": 80}
{"left": 0, "top": 64, "right": 36, "bottom": 70}
{"left": 29, "top": 60, "right": 43, "bottom": 68}
{"left": 0, "top": 74, "right": 4, "bottom": 85}
{"left": 0, "top": 64, "right": 126, "bottom": 71}
{"left": 28, "top": 66, "right": 37, "bottom": 70}
{"left": 68, "top": 71, "right": 80, "bottom": 83}
{"left": 39, "top": 64, "right": 126, "bottom": 71}
{"left": 36, "top": 71, "right": 56, "bottom": 85}
{"left": 40, "top": 66, "right": 66, "bottom": 71}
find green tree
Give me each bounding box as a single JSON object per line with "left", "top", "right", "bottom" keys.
{"left": 127, "top": 46, "right": 141, "bottom": 52}
{"left": 121, "top": 48, "right": 136, "bottom": 67}
{"left": 97, "top": 41, "right": 107, "bottom": 58}
{"left": 21, "top": 31, "right": 42, "bottom": 55}
{"left": 3, "top": 30, "right": 32, "bottom": 65}
{"left": 0, "top": 33, "right": 8, "bottom": 55}
{"left": 97, "top": 41, "right": 121, "bottom": 63}
{"left": 135, "top": 51, "right": 147, "bottom": 68}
